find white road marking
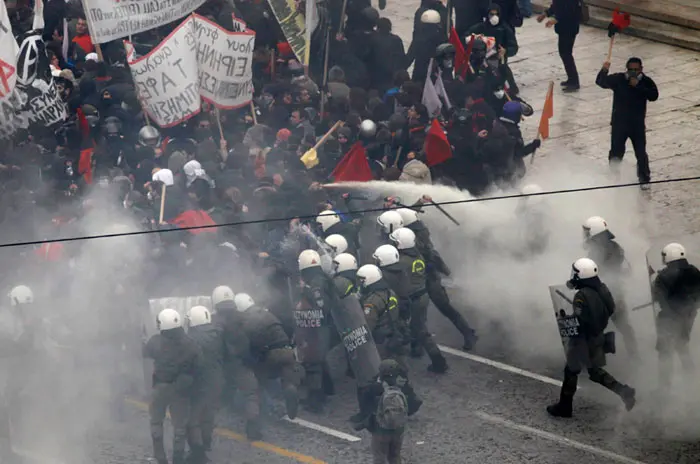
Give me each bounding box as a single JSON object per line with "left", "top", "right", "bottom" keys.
{"left": 438, "top": 344, "right": 575, "bottom": 388}
{"left": 475, "top": 412, "right": 648, "bottom": 464}
{"left": 12, "top": 447, "right": 67, "bottom": 464}
{"left": 282, "top": 416, "right": 362, "bottom": 443}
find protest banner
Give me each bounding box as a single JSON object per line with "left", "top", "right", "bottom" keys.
{"left": 83, "top": 0, "right": 206, "bottom": 44}
{"left": 193, "top": 14, "right": 255, "bottom": 110}
{"left": 126, "top": 17, "right": 201, "bottom": 128}
{"left": 266, "top": 0, "right": 309, "bottom": 64}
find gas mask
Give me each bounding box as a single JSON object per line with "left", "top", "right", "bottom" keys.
{"left": 489, "top": 15, "right": 499, "bottom": 26}
{"left": 626, "top": 69, "right": 641, "bottom": 80}
{"left": 440, "top": 58, "right": 454, "bottom": 71}
{"left": 493, "top": 89, "right": 505, "bottom": 99}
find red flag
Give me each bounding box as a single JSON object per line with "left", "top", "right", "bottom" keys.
{"left": 76, "top": 107, "right": 90, "bottom": 139}
{"left": 424, "top": 119, "right": 452, "bottom": 167}
{"left": 538, "top": 82, "right": 554, "bottom": 140}
{"left": 331, "top": 142, "right": 373, "bottom": 182}
{"left": 449, "top": 28, "right": 469, "bottom": 79}
{"left": 78, "top": 147, "right": 93, "bottom": 184}
{"left": 170, "top": 210, "right": 218, "bottom": 234}
{"left": 608, "top": 8, "right": 631, "bottom": 36}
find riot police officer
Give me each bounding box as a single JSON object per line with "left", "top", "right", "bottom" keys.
{"left": 317, "top": 210, "right": 360, "bottom": 255}
{"left": 143, "top": 308, "right": 202, "bottom": 464}
{"left": 296, "top": 250, "right": 336, "bottom": 413}
{"left": 377, "top": 210, "right": 404, "bottom": 242}
{"left": 547, "top": 258, "right": 636, "bottom": 418}
{"left": 582, "top": 216, "right": 638, "bottom": 359}
{"left": 185, "top": 305, "right": 223, "bottom": 463}
{"left": 373, "top": 243, "right": 448, "bottom": 373}
{"left": 211, "top": 285, "right": 262, "bottom": 440}
{"left": 651, "top": 243, "right": 700, "bottom": 390}
{"left": 356, "top": 264, "right": 423, "bottom": 422}
{"left": 325, "top": 234, "right": 353, "bottom": 257}
{"left": 395, "top": 208, "right": 478, "bottom": 350}
{"left": 234, "top": 293, "right": 300, "bottom": 420}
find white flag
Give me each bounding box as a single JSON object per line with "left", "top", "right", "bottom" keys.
{"left": 33, "top": 0, "right": 45, "bottom": 31}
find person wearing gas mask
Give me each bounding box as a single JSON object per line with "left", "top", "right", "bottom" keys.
{"left": 184, "top": 305, "right": 224, "bottom": 464}
{"left": 395, "top": 208, "right": 478, "bottom": 350}
{"left": 374, "top": 242, "right": 448, "bottom": 373}
{"left": 547, "top": 258, "right": 636, "bottom": 418}
{"left": 210, "top": 285, "right": 263, "bottom": 440}
{"left": 296, "top": 250, "right": 337, "bottom": 413}
{"left": 596, "top": 57, "right": 658, "bottom": 188}
{"left": 354, "top": 264, "right": 423, "bottom": 430}
{"left": 234, "top": 293, "right": 300, "bottom": 420}
{"left": 467, "top": 4, "right": 520, "bottom": 94}
{"left": 143, "top": 308, "right": 203, "bottom": 464}
{"left": 582, "top": 216, "right": 638, "bottom": 359}
{"left": 650, "top": 243, "right": 700, "bottom": 392}
{"left": 406, "top": 10, "right": 445, "bottom": 83}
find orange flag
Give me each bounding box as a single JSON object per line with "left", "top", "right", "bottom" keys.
{"left": 538, "top": 82, "right": 554, "bottom": 140}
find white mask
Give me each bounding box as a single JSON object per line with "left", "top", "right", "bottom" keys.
{"left": 489, "top": 15, "right": 499, "bottom": 26}
{"left": 493, "top": 89, "right": 505, "bottom": 99}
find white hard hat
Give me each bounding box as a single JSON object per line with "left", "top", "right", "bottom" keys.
{"left": 186, "top": 305, "right": 211, "bottom": 328}
{"left": 325, "top": 234, "right": 349, "bottom": 254}
{"left": 377, "top": 210, "right": 404, "bottom": 234}
{"left": 357, "top": 264, "right": 383, "bottom": 287}
{"left": 373, "top": 244, "right": 400, "bottom": 267}
{"left": 662, "top": 242, "right": 686, "bottom": 264}
{"left": 316, "top": 210, "right": 341, "bottom": 232}
{"left": 212, "top": 285, "right": 235, "bottom": 306}
{"left": 299, "top": 249, "right": 322, "bottom": 271}
{"left": 421, "top": 9, "right": 441, "bottom": 24}
{"left": 395, "top": 208, "right": 419, "bottom": 226}
{"left": 571, "top": 258, "right": 598, "bottom": 281}
{"left": 582, "top": 216, "right": 608, "bottom": 239}
{"left": 9, "top": 285, "right": 33, "bottom": 306}
{"left": 389, "top": 227, "right": 416, "bottom": 250}
{"left": 234, "top": 293, "right": 255, "bottom": 312}
{"left": 333, "top": 253, "right": 358, "bottom": 274}
{"left": 359, "top": 119, "right": 377, "bottom": 138}
{"left": 157, "top": 308, "right": 182, "bottom": 331}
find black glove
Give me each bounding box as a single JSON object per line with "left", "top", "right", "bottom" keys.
{"left": 532, "top": 139, "right": 541, "bottom": 150}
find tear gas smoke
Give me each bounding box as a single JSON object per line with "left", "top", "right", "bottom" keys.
{"left": 338, "top": 154, "right": 700, "bottom": 438}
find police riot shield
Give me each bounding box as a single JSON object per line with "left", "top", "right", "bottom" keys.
{"left": 549, "top": 285, "right": 590, "bottom": 369}
{"left": 142, "top": 296, "right": 212, "bottom": 393}
{"left": 645, "top": 235, "right": 700, "bottom": 319}
{"left": 330, "top": 294, "right": 381, "bottom": 386}
{"left": 293, "top": 303, "right": 332, "bottom": 365}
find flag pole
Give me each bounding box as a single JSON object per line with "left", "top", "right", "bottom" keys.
{"left": 531, "top": 80, "right": 554, "bottom": 165}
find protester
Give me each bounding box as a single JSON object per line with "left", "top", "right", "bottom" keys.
{"left": 538, "top": 0, "right": 582, "bottom": 92}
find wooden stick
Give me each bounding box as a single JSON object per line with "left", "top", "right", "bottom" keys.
{"left": 270, "top": 48, "right": 276, "bottom": 81}
{"left": 393, "top": 146, "right": 402, "bottom": 168}
{"left": 606, "top": 36, "right": 615, "bottom": 62}
{"left": 339, "top": 0, "right": 349, "bottom": 34}
{"left": 250, "top": 101, "right": 258, "bottom": 125}
{"left": 158, "top": 184, "right": 166, "bottom": 224}
{"left": 313, "top": 120, "right": 343, "bottom": 151}
{"left": 215, "top": 108, "right": 228, "bottom": 162}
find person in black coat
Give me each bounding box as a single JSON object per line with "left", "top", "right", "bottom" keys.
{"left": 538, "top": 0, "right": 582, "bottom": 91}
{"left": 370, "top": 18, "right": 406, "bottom": 94}
{"left": 454, "top": 0, "right": 490, "bottom": 38}
{"left": 406, "top": 10, "right": 445, "bottom": 83}
{"left": 596, "top": 57, "right": 658, "bottom": 186}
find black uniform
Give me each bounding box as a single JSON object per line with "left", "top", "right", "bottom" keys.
{"left": 405, "top": 22, "right": 444, "bottom": 83}
{"left": 652, "top": 258, "right": 700, "bottom": 387}
{"left": 585, "top": 231, "right": 638, "bottom": 358}
{"left": 595, "top": 65, "right": 659, "bottom": 183}
{"left": 323, "top": 220, "right": 361, "bottom": 258}
{"left": 407, "top": 217, "right": 477, "bottom": 349}
{"left": 547, "top": 276, "right": 635, "bottom": 418}
{"left": 143, "top": 327, "right": 202, "bottom": 464}
{"left": 543, "top": 0, "right": 582, "bottom": 87}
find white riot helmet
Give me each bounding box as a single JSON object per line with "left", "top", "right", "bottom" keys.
{"left": 377, "top": 210, "right": 404, "bottom": 234}
{"left": 396, "top": 208, "right": 419, "bottom": 226}
{"left": 186, "top": 305, "right": 211, "bottom": 328}
{"left": 212, "top": 285, "right": 235, "bottom": 306}
{"left": 299, "top": 249, "right": 322, "bottom": 271}
{"left": 325, "top": 234, "right": 349, "bottom": 254}
{"left": 568, "top": 258, "right": 598, "bottom": 288}
{"left": 373, "top": 244, "right": 400, "bottom": 267}
{"left": 421, "top": 9, "right": 441, "bottom": 24}
{"left": 389, "top": 227, "right": 416, "bottom": 250}
{"left": 582, "top": 216, "right": 608, "bottom": 240}
{"left": 316, "top": 210, "right": 341, "bottom": 232}
{"left": 333, "top": 253, "right": 358, "bottom": 274}
{"left": 359, "top": 119, "right": 377, "bottom": 138}
{"left": 356, "top": 264, "right": 383, "bottom": 288}
{"left": 9, "top": 285, "right": 33, "bottom": 306}
{"left": 662, "top": 243, "right": 686, "bottom": 264}
{"left": 157, "top": 308, "right": 182, "bottom": 331}
{"left": 234, "top": 293, "right": 255, "bottom": 312}
{"left": 520, "top": 184, "right": 543, "bottom": 204}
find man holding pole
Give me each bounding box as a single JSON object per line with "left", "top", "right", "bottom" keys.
{"left": 596, "top": 57, "right": 658, "bottom": 188}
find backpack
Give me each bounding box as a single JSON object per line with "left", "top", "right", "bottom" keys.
{"left": 375, "top": 385, "right": 408, "bottom": 430}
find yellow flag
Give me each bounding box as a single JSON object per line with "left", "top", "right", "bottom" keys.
{"left": 300, "top": 148, "right": 319, "bottom": 169}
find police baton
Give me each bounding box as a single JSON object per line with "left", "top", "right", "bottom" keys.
{"left": 432, "top": 203, "right": 461, "bottom": 226}
{"left": 631, "top": 302, "right": 653, "bottom": 311}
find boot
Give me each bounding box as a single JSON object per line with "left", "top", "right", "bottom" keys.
{"left": 284, "top": 385, "right": 299, "bottom": 420}
{"left": 427, "top": 356, "right": 449, "bottom": 374}
{"left": 186, "top": 445, "right": 207, "bottom": 464}
{"left": 246, "top": 419, "right": 263, "bottom": 441}
{"left": 410, "top": 343, "right": 424, "bottom": 359}
{"left": 616, "top": 385, "right": 636, "bottom": 411}
{"left": 202, "top": 434, "right": 212, "bottom": 452}
{"left": 303, "top": 390, "right": 325, "bottom": 414}
{"left": 462, "top": 331, "right": 478, "bottom": 351}
{"left": 546, "top": 392, "right": 573, "bottom": 418}
{"left": 322, "top": 370, "right": 335, "bottom": 396}
{"left": 152, "top": 436, "right": 168, "bottom": 464}
{"left": 172, "top": 451, "right": 186, "bottom": 464}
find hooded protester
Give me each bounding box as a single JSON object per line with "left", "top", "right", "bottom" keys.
{"left": 405, "top": 10, "right": 445, "bottom": 83}
{"left": 371, "top": 18, "right": 407, "bottom": 94}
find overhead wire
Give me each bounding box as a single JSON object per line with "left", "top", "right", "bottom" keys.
{"left": 1, "top": 175, "right": 698, "bottom": 249}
